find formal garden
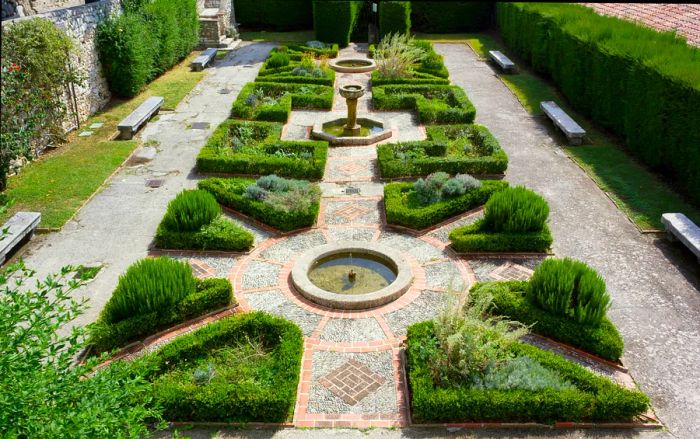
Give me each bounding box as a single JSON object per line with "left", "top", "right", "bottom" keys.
{"left": 2, "top": 1, "right": 699, "bottom": 437}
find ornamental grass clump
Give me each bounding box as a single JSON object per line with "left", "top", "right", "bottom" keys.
{"left": 527, "top": 258, "right": 611, "bottom": 326}
{"left": 266, "top": 51, "right": 290, "bottom": 69}
{"left": 482, "top": 186, "right": 549, "bottom": 232}
{"left": 161, "top": 190, "right": 220, "bottom": 232}
{"left": 375, "top": 33, "right": 426, "bottom": 78}
{"left": 101, "top": 257, "right": 196, "bottom": 324}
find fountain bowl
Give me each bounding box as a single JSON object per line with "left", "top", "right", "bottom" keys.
{"left": 291, "top": 241, "right": 413, "bottom": 310}
{"left": 339, "top": 84, "right": 365, "bottom": 100}
{"left": 330, "top": 58, "right": 377, "bottom": 73}
{"left": 311, "top": 117, "right": 392, "bottom": 146}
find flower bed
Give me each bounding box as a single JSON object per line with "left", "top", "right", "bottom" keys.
{"left": 199, "top": 176, "right": 320, "bottom": 232}
{"left": 406, "top": 321, "right": 649, "bottom": 423}
{"left": 196, "top": 120, "right": 328, "bottom": 179}
{"left": 384, "top": 179, "right": 508, "bottom": 230}
{"left": 141, "top": 311, "right": 303, "bottom": 423}
{"left": 372, "top": 84, "right": 475, "bottom": 124}
{"left": 377, "top": 124, "right": 508, "bottom": 178}
{"left": 90, "top": 258, "right": 233, "bottom": 353}
{"left": 231, "top": 82, "right": 333, "bottom": 122}
{"left": 257, "top": 49, "right": 336, "bottom": 86}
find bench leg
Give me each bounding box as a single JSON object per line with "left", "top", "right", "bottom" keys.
{"left": 666, "top": 231, "right": 678, "bottom": 242}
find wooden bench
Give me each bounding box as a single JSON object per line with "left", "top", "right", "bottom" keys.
{"left": 662, "top": 213, "right": 700, "bottom": 262}
{"left": 1, "top": 212, "right": 41, "bottom": 265}
{"left": 540, "top": 101, "right": 586, "bottom": 145}
{"left": 191, "top": 48, "right": 218, "bottom": 72}
{"left": 488, "top": 50, "right": 516, "bottom": 72}
{"left": 117, "top": 96, "right": 164, "bottom": 140}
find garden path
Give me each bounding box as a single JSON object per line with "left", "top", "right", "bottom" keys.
{"left": 434, "top": 42, "right": 700, "bottom": 438}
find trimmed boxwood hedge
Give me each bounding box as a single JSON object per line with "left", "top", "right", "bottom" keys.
{"left": 407, "top": 321, "right": 649, "bottom": 423}
{"left": 286, "top": 43, "right": 339, "bottom": 58}
{"left": 377, "top": 125, "right": 508, "bottom": 178}
{"left": 231, "top": 82, "right": 333, "bottom": 122}
{"left": 198, "top": 177, "right": 320, "bottom": 232}
{"left": 497, "top": 3, "right": 700, "bottom": 205}
{"left": 379, "top": 1, "right": 411, "bottom": 38}
{"left": 449, "top": 218, "right": 553, "bottom": 253}
{"left": 256, "top": 65, "right": 336, "bottom": 86}
{"left": 90, "top": 278, "right": 233, "bottom": 354}
{"left": 373, "top": 85, "right": 475, "bottom": 124}
{"left": 371, "top": 70, "right": 449, "bottom": 86}
{"left": 313, "top": 1, "right": 364, "bottom": 47}
{"left": 235, "top": 0, "right": 313, "bottom": 30}
{"left": 411, "top": 2, "right": 493, "bottom": 33}
{"left": 384, "top": 180, "right": 508, "bottom": 230}
{"left": 470, "top": 281, "right": 624, "bottom": 361}
{"left": 141, "top": 311, "right": 303, "bottom": 422}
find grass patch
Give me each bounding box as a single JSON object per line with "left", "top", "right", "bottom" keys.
{"left": 240, "top": 30, "right": 314, "bottom": 43}
{"left": 1, "top": 52, "right": 205, "bottom": 228}
{"left": 459, "top": 33, "right": 700, "bottom": 230}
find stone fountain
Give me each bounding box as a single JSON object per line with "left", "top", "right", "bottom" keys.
{"left": 311, "top": 83, "right": 392, "bottom": 146}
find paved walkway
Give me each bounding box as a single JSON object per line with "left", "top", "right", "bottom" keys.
{"left": 434, "top": 43, "right": 700, "bottom": 438}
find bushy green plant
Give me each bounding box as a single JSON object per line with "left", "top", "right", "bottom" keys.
{"left": 372, "top": 84, "right": 475, "bottom": 124}
{"left": 379, "top": 2, "right": 411, "bottom": 38}
{"left": 161, "top": 190, "right": 220, "bottom": 232}
{"left": 266, "top": 52, "right": 291, "bottom": 69}
{"left": 473, "top": 355, "right": 575, "bottom": 391}
{"left": 101, "top": 257, "right": 196, "bottom": 324}
{"left": 375, "top": 33, "right": 426, "bottom": 79}
{"left": 483, "top": 186, "right": 549, "bottom": 233}
{"left": 527, "top": 258, "right": 611, "bottom": 327}
{"left": 313, "top": 0, "right": 364, "bottom": 47}
{"left": 413, "top": 172, "right": 482, "bottom": 205}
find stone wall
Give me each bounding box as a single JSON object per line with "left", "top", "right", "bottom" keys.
{"left": 1, "top": 0, "right": 121, "bottom": 130}
{"left": 2, "top": 0, "right": 88, "bottom": 19}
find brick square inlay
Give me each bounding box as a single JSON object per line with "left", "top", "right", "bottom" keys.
{"left": 489, "top": 262, "right": 533, "bottom": 281}
{"left": 317, "top": 359, "right": 386, "bottom": 405}
{"left": 333, "top": 204, "right": 370, "bottom": 221}
{"left": 335, "top": 162, "right": 366, "bottom": 176}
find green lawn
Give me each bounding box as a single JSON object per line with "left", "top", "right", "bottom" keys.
{"left": 240, "top": 30, "right": 314, "bottom": 43}
{"left": 1, "top": 52, "right": 205, "bottom": 229}
{"left": 434, "top": 32, "right": 700, "bottom": 231}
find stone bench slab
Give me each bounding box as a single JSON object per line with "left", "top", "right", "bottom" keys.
{"left": 117, "top": 96, "right": 164, "bottom": 140}
{"left": 1, "top": 212, "right": 41, "bottom": 264}
{"left": 540, "top": 101, "right": 586, "bottom": 145}
{"left": 192, "top": 48, "right": 218, "bottom": 72}
{"left": 488, "top": 50, "right": 516, "bottom": 72}
{"left": 662, "top": 213, "right": 700, "bottom": 261}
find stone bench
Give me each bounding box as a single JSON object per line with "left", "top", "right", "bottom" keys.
{"left": 662, "top": 213, "right": 700, "bottom": 262}
{"left": 117, "top": 96, "right": 164, "bottom": 140}
{"left": 488, "top": 50, "right": 516, "bottom": 72}
{"left": 540, "top": 101, "right": 586, "bottom": 145}
{"left": 191, "top": 48, "right": 218, "bottom": 71}
{"left": 1, "top": 212, "right": 41, "bottom": 265}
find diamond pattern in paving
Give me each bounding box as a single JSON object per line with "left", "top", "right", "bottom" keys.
{"left": 489, "top": 262, "right": 534, "bottom": 281}
{"left": 468, "top": 258, "right": 544, "bottom": 282}
{"left": 318, "top": 359, "right": 386, "bottom": 405}
{"left": 327, "top": 159, "right": 376, "bottom": 181}
{"left": 325, "top": 200, "right": 380, "bottom": 225}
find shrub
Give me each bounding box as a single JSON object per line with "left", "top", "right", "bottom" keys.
{"left": 372, "top": 84, "right": 475, "bottom": 124}
{"left": 313, "top": 0, "right": 364, "bottom": 47}
{"left": 407, "top": 321, "right": 649, "bottom": 423}
{"left": 232, "top": 82, "right": 334, "bottom": 122}
{"left": 235, "top": 0, "right": 313, "bottom": 29}
{"left": 482, "top": 186, "right": 549, "bottom": 233}
{"left": 470, "top": 281, "right": 624, "bottom": 360}
{"left": 384, "top": 180, "right": 507, "bottom": 230}
{"left": 100, "top": 257, "right": 195, "bottom": 324}
{"left": 411, "top": 2, "right": 494, "bottom": 33}
{"left": 266, "top": 52, "right": 291, "bottom": 69}
{"left": 496, "top": 3, "right": 700, "bottom": 205}
{"left": 141, "top": 311, "right": 303, "bottom": 422}
{"left": 473, "top": 356, "right": 575, "bottom": 392}
{"left": 160, "top": 190, "right": 220, "bottom": 233}
{"left": 449, "top": 219, "right": 553, "bottom": 253}
{"left": 375, "top": 33, "right": 426, "bottom": 79}
{"left": 379, "top": 2, "right": 411, "bottom": 38}
{"left": 91, "top": 275, "right": 234, "bottom": 353}
{"left": 527, "top": 258, "right": 611, "bottom": 327}
{"left": 199, "top": 177, "right": 320, "bottom": 232}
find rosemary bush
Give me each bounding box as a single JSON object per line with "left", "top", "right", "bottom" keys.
{"left": 160, "top": 189, "right": 220, "bottom": 232}
{"left": 482, "top": 186, "right": 549, "bottom": 232}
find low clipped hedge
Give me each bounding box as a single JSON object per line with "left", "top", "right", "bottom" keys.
{"left": 379, "top": 1, "right": 411, "bottom": 38}
{"left": 377, "top": 125, "right": 508, "bottom": 178}
{"left": 411, "top": 2, "right": 493, "bottom": 33}
{"left": 449, "top": 219, "right": 553, "bottom": 253}
{"left": 470, "top": 281, "right": 624, "bottom": 361}
{"left": 413, "top": 39, "right": 450, "bottom": 79}
{"left": 141, "top": 311, "right": 303, "bottom": 422}
{"left": 384, "top": 180, "right": 508, "bottom": 230}
{"left": 286, "top": 43, "right": 339, "bottom": 58}
{"left": 198, "top": 177, "right": 320, "bottom": 232}
{"left": 407, "top": 321, "right": 649, "bottom": 423}
{"left": 256, "top": 65, "right": 336, "bottom": 86}
{"left": 232, "top": 82, "right": 333, "bottom": 122}
{"left": 90, "top": 278, "right": 233, "bottom": 354}
{"left": 373, "top": 85, "right": 475, "bottom": 124}
{"left": 371, "top": 70, "right": 449, "bottom": 86}
{"left": 313, "top": 0, "right": 364, "bottom": 47}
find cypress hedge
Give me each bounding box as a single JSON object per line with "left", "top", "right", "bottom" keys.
{"left": 410, "top": 1, "right": 493, "bottom": 33}
{"left": 496, "top": 3, "right": 700, "bottom": 205}
{"left": 379, "top": 1, "right": 411, "bottom": 38}
{"left": 235, "top": 0, "right": 313, "bottom": 29}
{"left": 313, "top": 0, "right": 364, "bottom": 47}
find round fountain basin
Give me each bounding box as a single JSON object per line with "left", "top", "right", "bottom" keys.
{"left": 292, "top": 242, "right": 413, "bottom": 309}
{"left": 339, "top": 83, "right": 365, "bottom": 100}
{"left": 330, "top": 58, "right": 377, "bottom": 73}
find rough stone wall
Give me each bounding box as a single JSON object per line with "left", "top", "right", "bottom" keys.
{"left": 2, "top": 0, "right": 87, "bottom": 18}
{"left": 1, "top": 0, "right": 122, "bottom": 130}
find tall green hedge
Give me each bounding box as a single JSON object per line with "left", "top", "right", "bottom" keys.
{"left": 235, "top": 0, "right": 313, "bottom": 29}
{"left": 410, "top": 1, "right": 493, "bottom": 33}
{"left": 379, "top": 1, "right": 411, "bottom": 38}
{"left": 496, "top": 3, "right": 700, "bottom": 205}
{"left": 97, "top": 0, "right": 199, "bottom": 97}
{"left": 313, "top": 1, "right": 364, "bottom": 47}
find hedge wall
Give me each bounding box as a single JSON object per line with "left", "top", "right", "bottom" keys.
{"left": 235, "top": 0, "right": 313, "bottom": 29}
{"left": 313, "top": 1, "right": 364, "bottom": 47}
{"left": 410, "top": 2, "right": 493, "bottom": 33}
{"left": 449, "top": 219, "right": 553, "bottom": 253}
{"left": 379, "top": 1, "right": 411, "bottom": 38}
{"left": 496, "top": 3, "right": 700, "bottom": 205}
